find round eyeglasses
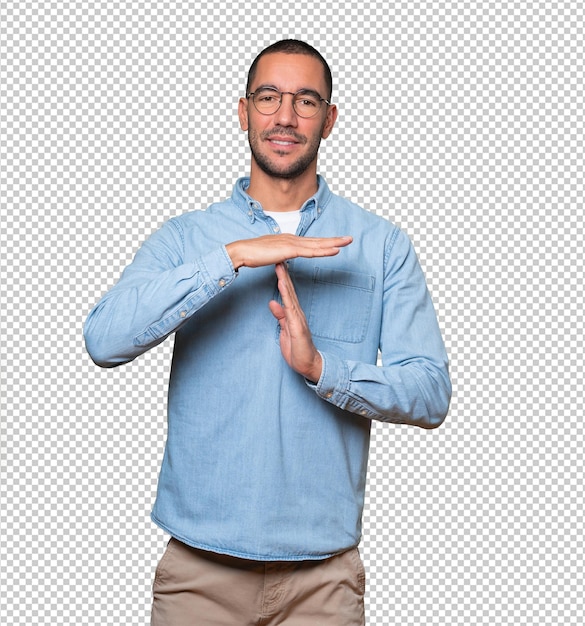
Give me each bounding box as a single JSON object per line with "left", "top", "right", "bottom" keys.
{"left": 247, "top": 88, "right": 330, "bottom": 118}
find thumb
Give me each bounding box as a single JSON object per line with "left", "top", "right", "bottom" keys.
{"left": 268, "top": 299, "right": 285, "bottom": 323}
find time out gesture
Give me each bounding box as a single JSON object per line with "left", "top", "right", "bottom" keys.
{"left": 227, "top": 234, "right": 353, "bottom": 383}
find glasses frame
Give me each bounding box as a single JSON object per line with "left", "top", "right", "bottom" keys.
{"left": 247, "top": 88, "right": 331, "bottom": 119}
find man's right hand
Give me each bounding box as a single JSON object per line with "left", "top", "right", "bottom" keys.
{"left": 225, "top": 234, "right": 353, "bottom": 270}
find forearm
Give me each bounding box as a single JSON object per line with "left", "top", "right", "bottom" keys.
{"left": 311, "top": 350, "right": 451, "bottom": 429}
{"left": 84, "top": 246, "right": 235, "bottom": 367}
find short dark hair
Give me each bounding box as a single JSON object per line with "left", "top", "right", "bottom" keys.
{"left": 246, "top": 39, "right": 333, "bottom": 101}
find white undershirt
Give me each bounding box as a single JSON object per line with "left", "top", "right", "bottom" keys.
{"left": 264, "top": 210, "right": 302, "bottom": 235}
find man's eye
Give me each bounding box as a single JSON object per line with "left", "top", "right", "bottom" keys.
{"left": 256, "top": 90, "right": 280, "bottom": 102}
{"left": 296, "top": 97, "right": 318, "bottom": 108}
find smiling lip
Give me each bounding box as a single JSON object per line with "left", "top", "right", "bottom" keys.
{"left": 263, "top": 129, "right": 305, "bottom": 147}
{"left": 267, "top": 136, "right": 299, "bottom": 146}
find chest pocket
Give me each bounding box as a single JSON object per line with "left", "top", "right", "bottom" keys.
{"left": 305, "top": 267, "right": 375, "bottom": 343}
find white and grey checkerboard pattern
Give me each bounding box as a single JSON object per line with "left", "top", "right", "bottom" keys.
{"left": 1, "top": 1, "right": 583, "bottom": 624}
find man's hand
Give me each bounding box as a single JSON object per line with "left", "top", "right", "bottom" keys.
{"left": 226, "top": 234, "right": 352, "bottom": 270}
{"left": 269, "top": 263, "right": 323, "bottom": 383}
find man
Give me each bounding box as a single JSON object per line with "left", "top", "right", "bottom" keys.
{"left": 84, "top": 39, "right": 451, "bottom": 626}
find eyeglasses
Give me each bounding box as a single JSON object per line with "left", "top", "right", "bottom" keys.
{"left": 247, "top": 88, "right": 330, "bottom": 118}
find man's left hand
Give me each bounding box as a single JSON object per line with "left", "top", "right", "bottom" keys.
{"left": 268, "top": 263, "right": 322, "bottom": 383}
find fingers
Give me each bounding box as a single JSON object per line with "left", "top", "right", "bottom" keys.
{"left": 270, "top": 263, "right": 301, "bottom": 328}
{"left": 300, "top": 235, "right": 353, "bottom": 247}
{"left": 298, "top": 235, "right": 353, "bottom": 258}
{"left": 271, "top": 263, "right": 323, "bottom": 383}
{"left": 274, "top": 263, "right": 300, "bottom": 311}
{"left": 226, "top": 235, "right": 353, "bottom": 269}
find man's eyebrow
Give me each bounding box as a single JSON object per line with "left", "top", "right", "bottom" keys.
{"left": 253, "top": 83, "right": 279, "bottom": 92}
{"left": 295, "top": 88, "right": 323, "bottom": 98}
{"left": 253, "top": 84, "right": 323, "bottom": 98}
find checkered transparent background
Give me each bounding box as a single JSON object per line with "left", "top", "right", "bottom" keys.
{"left": 1, "top": 1, "right": 583, "bottom": 624}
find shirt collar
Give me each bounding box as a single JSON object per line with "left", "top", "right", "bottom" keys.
{"left": 232, "top": 176, "right": 332, "bottom": 224}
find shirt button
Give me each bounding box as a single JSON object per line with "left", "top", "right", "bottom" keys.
{"left": 325, "top": 392, "right": 333, "bottom": 399}
{"left": 180, "top": 311, "right": 187, "bottom": 318}
{"left": 360, "top": 409, "right": 368, "bottom": 415}
{"left": 219, "top": 279, "right": 226, "bottom": 288}
{"left": 273, "top": 226, "right": 280, "bottom": 233}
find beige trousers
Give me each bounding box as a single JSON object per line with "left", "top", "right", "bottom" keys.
{"left": 150, "top": 538, "right": 366, "bottom": 626}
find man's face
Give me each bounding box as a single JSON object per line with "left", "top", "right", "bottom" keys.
{"left": 239, "top": 53, "right": 337, "bottom": 181}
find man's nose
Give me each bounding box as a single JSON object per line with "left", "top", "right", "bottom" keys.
{"left": 273, "top": 93, "right": 298, "bottom": 126}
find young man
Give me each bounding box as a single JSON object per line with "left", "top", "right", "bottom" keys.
{"left": 84, "top": 39, "right": 451, "bottom": 626}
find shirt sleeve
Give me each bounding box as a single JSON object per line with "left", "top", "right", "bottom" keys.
{"left": 83, "top": 218, "right": 237, "bottom": 367}
{"left": 308, "top": 229, "right": 451, "bottom": 429}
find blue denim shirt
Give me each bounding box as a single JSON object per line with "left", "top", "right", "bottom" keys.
{"left": 84, "top": 176, "right": 451, "bottom": 560}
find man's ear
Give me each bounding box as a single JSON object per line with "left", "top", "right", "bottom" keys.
{"left": 321, "top": 104, "right": 338, "bottom": 139}
{"left": 238, "top": 97, "right": 249, "bottom": 131}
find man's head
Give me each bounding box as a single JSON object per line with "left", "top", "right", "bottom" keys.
{"left": 245, "top": 39, "right": 333, "bottom": 102}
{"left": 239, "top": 40, "right": 337, "bottom": 183}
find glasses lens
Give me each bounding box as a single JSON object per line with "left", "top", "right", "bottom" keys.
{"left": 293, "top": 93, "right": 321, "bottom": 118}
{"left": 252, "top": 89, "right": 281, "bottom": 114}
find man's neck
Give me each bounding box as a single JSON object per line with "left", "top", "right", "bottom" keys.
{"left": 246, "top": 165, "right": 319, "bottom": 212}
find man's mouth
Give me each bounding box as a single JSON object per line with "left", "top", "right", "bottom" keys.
{"left": 262, "top": 130, "right": 305, "bottom": 147}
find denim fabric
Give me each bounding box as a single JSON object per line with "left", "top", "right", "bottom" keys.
{"left": 84, "top": 176, "right": 451, "bottom": 560}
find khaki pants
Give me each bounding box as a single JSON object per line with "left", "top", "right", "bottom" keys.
{"left": 151, "top": 538, "right": 366, "bottom": 625}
